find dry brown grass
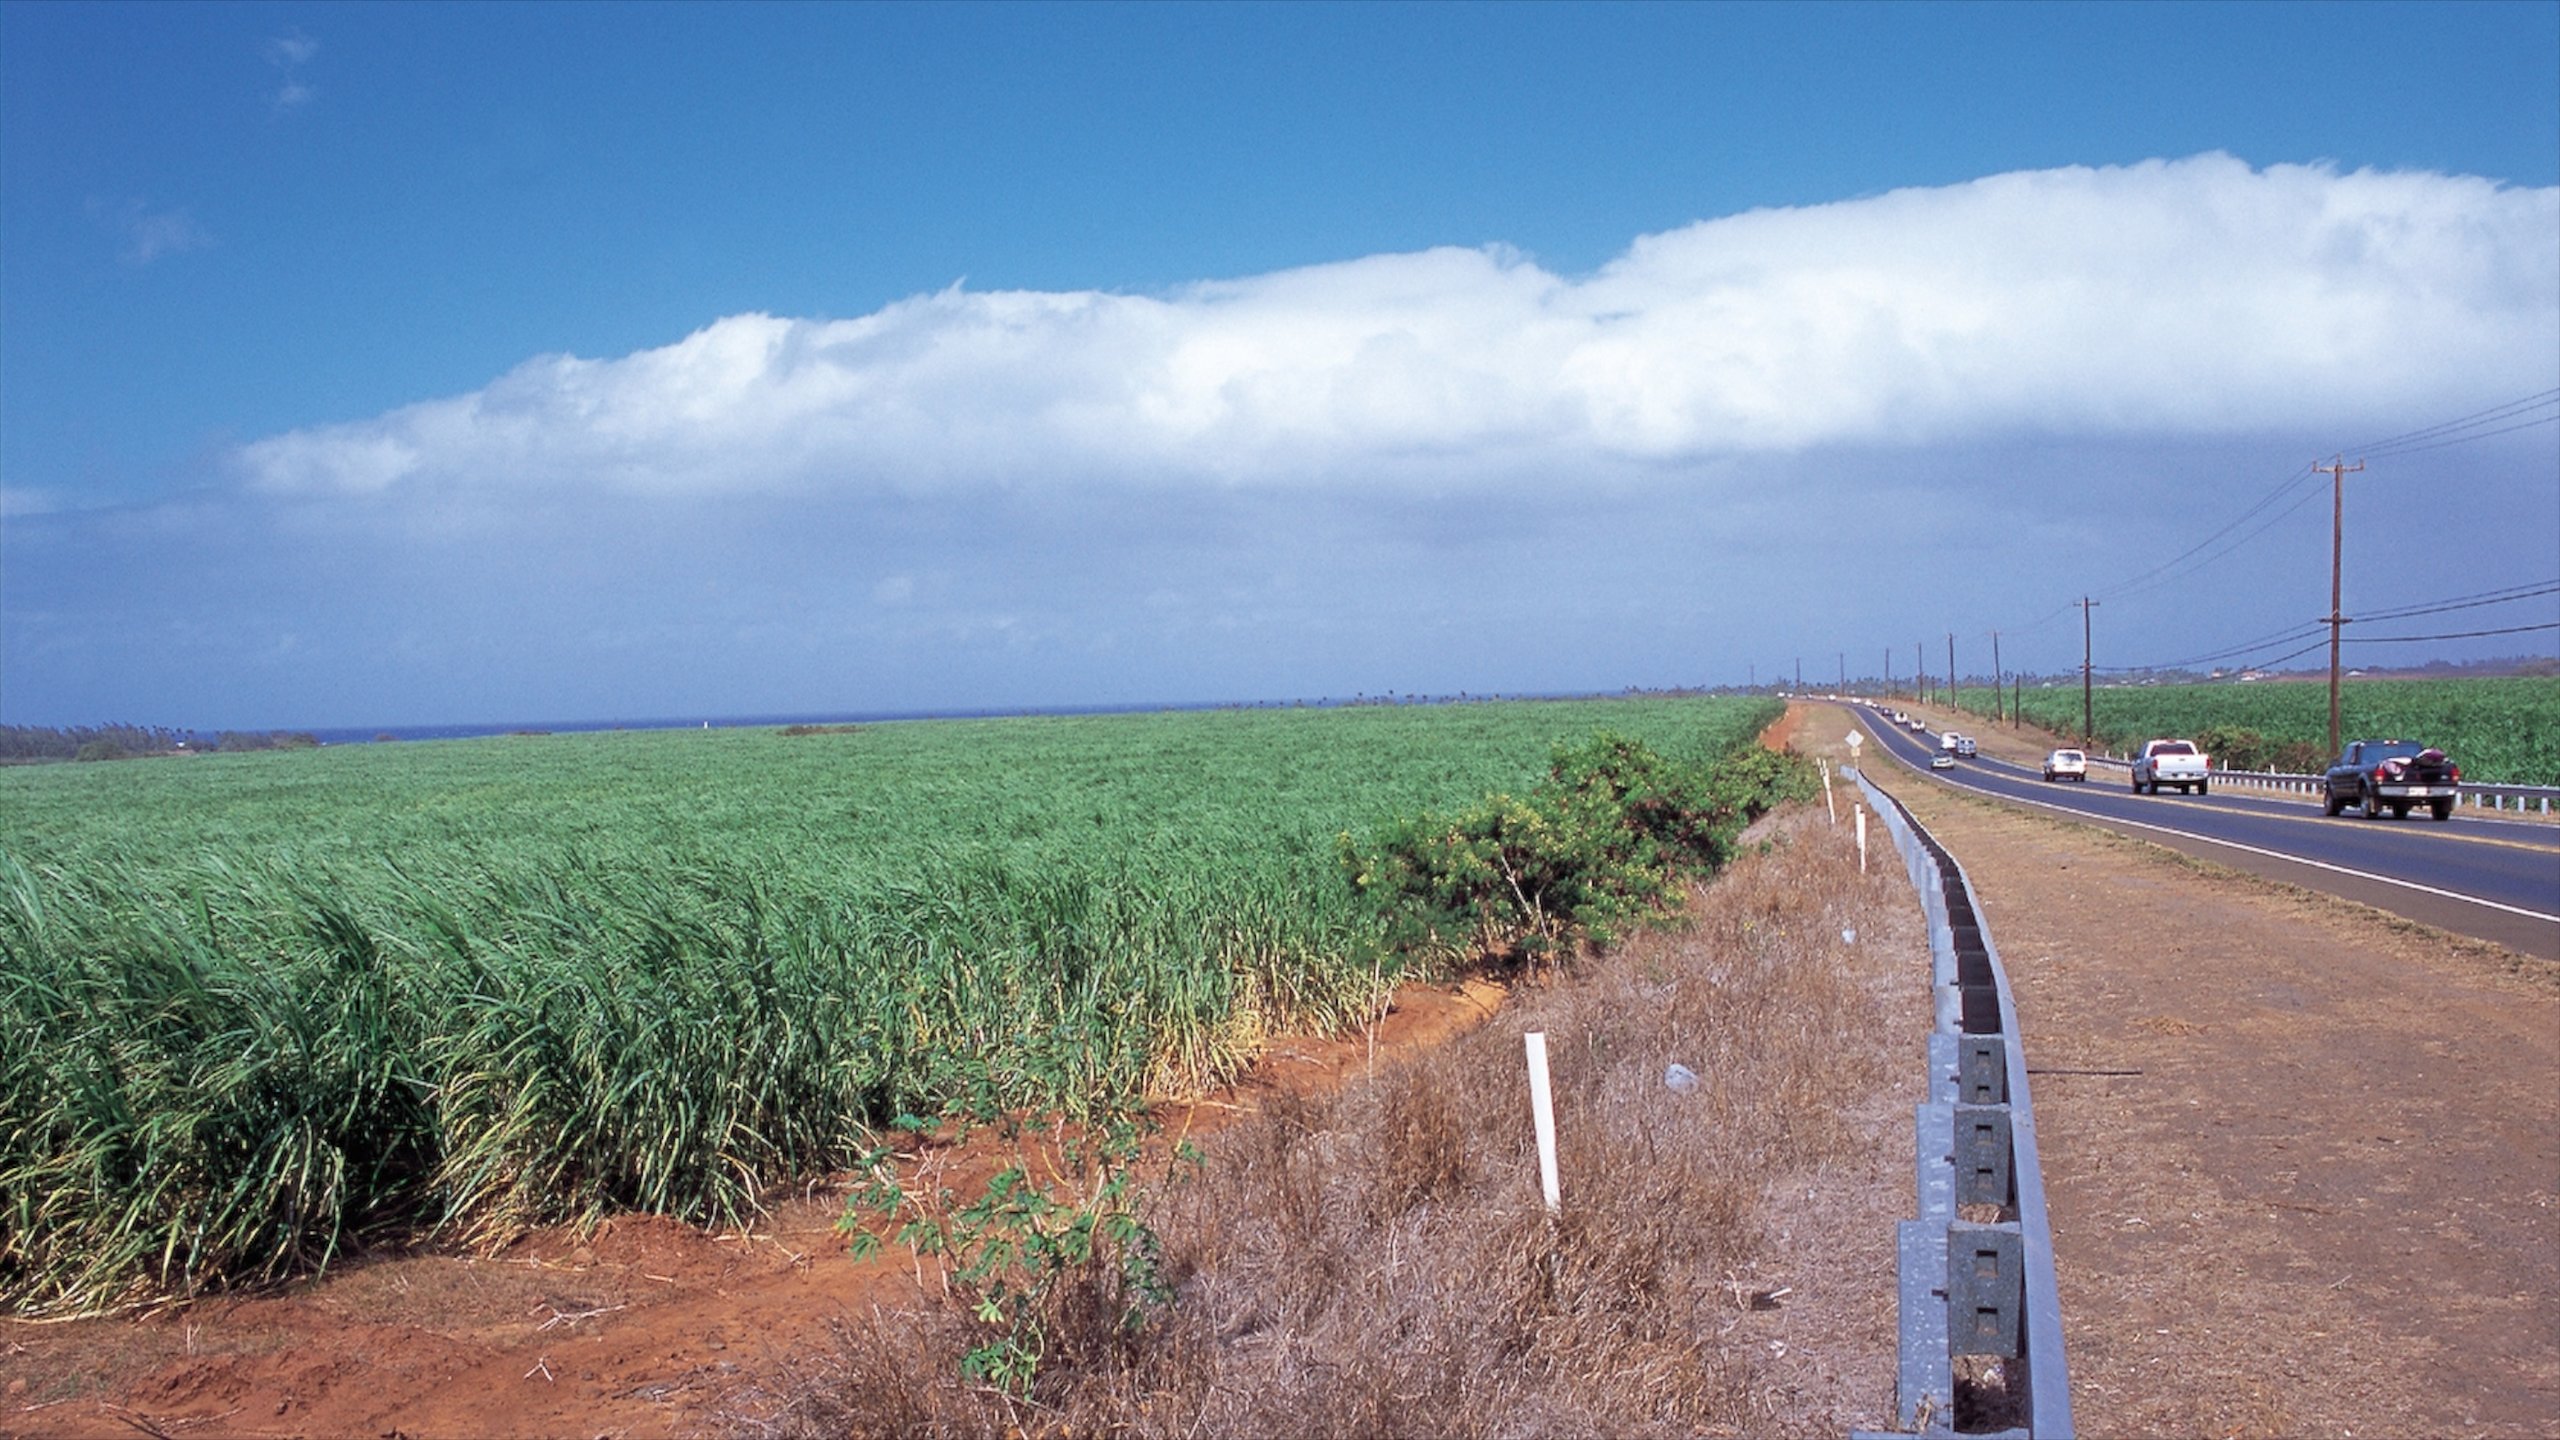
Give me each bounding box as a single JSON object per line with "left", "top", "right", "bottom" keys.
{"left": 730, "top": 807, "right": 1925, "bottom": 1439}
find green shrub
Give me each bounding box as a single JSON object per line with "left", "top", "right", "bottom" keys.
{"left": 1340, "top": 732, "right": 1806, "bottom": 965}
{"left": 2194, "top": 725, "right": 2272, "bottom": 771}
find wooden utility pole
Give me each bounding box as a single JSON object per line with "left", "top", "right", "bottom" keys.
{"left": 2077, "top": 597, "right": 2100, "bottom": 744}
{"left": 1990, "top": 630, "right": 2003, "bottom": 722}
{"left": 1917, "top": 641, "right": 1926, "bottom": 705}
{"left": 2317, "top": 455, "right": 2364, "bottom": 758}
{"left": 1946, "top": 632, "right": 1956, "bottom": 710}
{"left": 1839, "top": 652, "right": 1847, "bottom": 692}
{"left": 1795, "top": 657, "right": 1802, "bottom": 691}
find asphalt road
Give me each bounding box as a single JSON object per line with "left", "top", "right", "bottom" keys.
{"left": 1833, "top": 703, "right": 2560, "bottom": 961}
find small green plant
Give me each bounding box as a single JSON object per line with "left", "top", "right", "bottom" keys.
{"left": 842, "top": 1112, "right": 1193, "bottom": 1398}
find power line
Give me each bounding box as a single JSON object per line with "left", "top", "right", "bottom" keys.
{"left": 2351, "top": 388, "right": 2560, "bottom": 458}
{"left": 2089, "top": 577, "right": 2559, "bottom": 673}
{"left": 1930, "top": 390, "right": 2560, "bottom": 686}
{"left": 2358, "top": 579, "right": 2560, "bottom": 623}
{"left": 2119, "top": 619, "right": 2556, "bottom": 675}
{"left": 2093, "top": 621, "right": 2329, "bottom": 672}
{"left": 2094, "top": 473, "right": 2330, "bottom": 608}
{"left": 2364, "top": 413, "right": 2560, "bottom": 461}
{"left": 2082, "top": 463, "right": 2322, "bottom": 608}
{"left": 2022, "top": 390, "right": 2559, "bottom": 629}
{"left": 2347, "top": 620, "right": 2560, "bottom": 644}
{"left": 2248, "top": 636, "right": 2335, "bottom": 670}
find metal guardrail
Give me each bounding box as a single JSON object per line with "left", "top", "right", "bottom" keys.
{"left": 1849, "top": 767, "right": 2073, "bottom": 1440}
{"left": 2076, "top": 755, "right": 2557, "bottom": 814}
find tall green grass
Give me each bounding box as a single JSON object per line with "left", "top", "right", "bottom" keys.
{"left": 1, "top": 697, "right": 1784, "bottom": 1314}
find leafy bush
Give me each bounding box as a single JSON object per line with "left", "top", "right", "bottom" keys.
{"left": 1340, "top": 732, "right": 1807, "bottom": 964}
{"left": 2194, "top": 725, "right": 2270, "bottom": 771}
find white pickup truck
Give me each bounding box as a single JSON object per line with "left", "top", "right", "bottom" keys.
{"left": 2131, "top": 738, "right": 2211, "bottom": 795}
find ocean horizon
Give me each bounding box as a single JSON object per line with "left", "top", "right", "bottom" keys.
{"left": 298, "top": 688, "right": 1682, "bottom": 747}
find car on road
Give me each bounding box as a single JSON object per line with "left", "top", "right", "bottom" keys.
{"left": 2132, "top": 738, "right": 2211, "bottom": 795}
{"left": 2042, "top": 748, "right": 2087, "bottom": 782}
{"left": 1929, "top": 752, "right": 1956, "bottom": 770}
{"left": 1954, "top": 735, "right": 1977, "bottom": 758}
{"left": 2322, "top": 739, "right": 2461, "bottom": 821}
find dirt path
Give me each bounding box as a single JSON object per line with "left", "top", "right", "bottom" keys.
{"left": 1797, "top": 707, "right": 2560, "bottom": 1436}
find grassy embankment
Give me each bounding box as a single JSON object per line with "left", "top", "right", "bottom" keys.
{"left": 761, "top": 810, "right": 1906, "bottom": 1439}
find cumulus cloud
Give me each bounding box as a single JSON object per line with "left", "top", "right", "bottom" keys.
{"left": 239, "top": 154, "right": 2559, "bottom": 501}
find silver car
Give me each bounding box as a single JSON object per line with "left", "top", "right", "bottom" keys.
{"left": 2042, "top": 748, "right": 2087, "bottom": 782}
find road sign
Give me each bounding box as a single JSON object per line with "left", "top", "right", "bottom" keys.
{"left": 1846, "top": 730, "right": 1864, "bottom": 751}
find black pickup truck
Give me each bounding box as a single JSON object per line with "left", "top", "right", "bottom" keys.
{"left": 2321, "top": 739, "right": 2462, "bottom": 821}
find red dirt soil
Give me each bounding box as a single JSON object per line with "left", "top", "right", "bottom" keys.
{"left": 0, "top": 983, "right": 1505, "bottom": 1440}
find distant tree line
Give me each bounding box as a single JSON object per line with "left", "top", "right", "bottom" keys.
{"left": 0, "top": 725, "right": 320, "bottom": 763}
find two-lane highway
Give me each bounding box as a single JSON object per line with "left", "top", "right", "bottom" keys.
{"left": 1835, "top": 704, "right": 2560, "bottom": 959}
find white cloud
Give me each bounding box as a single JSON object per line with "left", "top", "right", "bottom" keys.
{"left": 264, "top": 28, "right": 318, "bottom": 113}
{"left": 1, "top": 486, "right": 63, "bottom": 519}
{"left": 238, "top": 154, "right": 2559, "bottom": 500}
{"left": 263, "top": 29, "right": 319, "bottom": 68}
{"left": 87, "top": 197, "right": 213, "bottom": 265}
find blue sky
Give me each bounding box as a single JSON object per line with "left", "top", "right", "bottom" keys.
{"left": 4, "top": 1, "right": 2556, "bottom": 729}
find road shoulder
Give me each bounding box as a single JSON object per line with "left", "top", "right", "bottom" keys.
{"left": 1875, "top": 771, "right": 2558, "bottom": 1434}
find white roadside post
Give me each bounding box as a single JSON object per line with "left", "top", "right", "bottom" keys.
{"left": 1821, "top": 758, "right": 1836, "bottom": 825}
{"left": 1844, "top": 730, "right": 1867, "bottom": 872}
{"left": 1524, "top": 1031, "right": 1561, "bottom": 1214}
